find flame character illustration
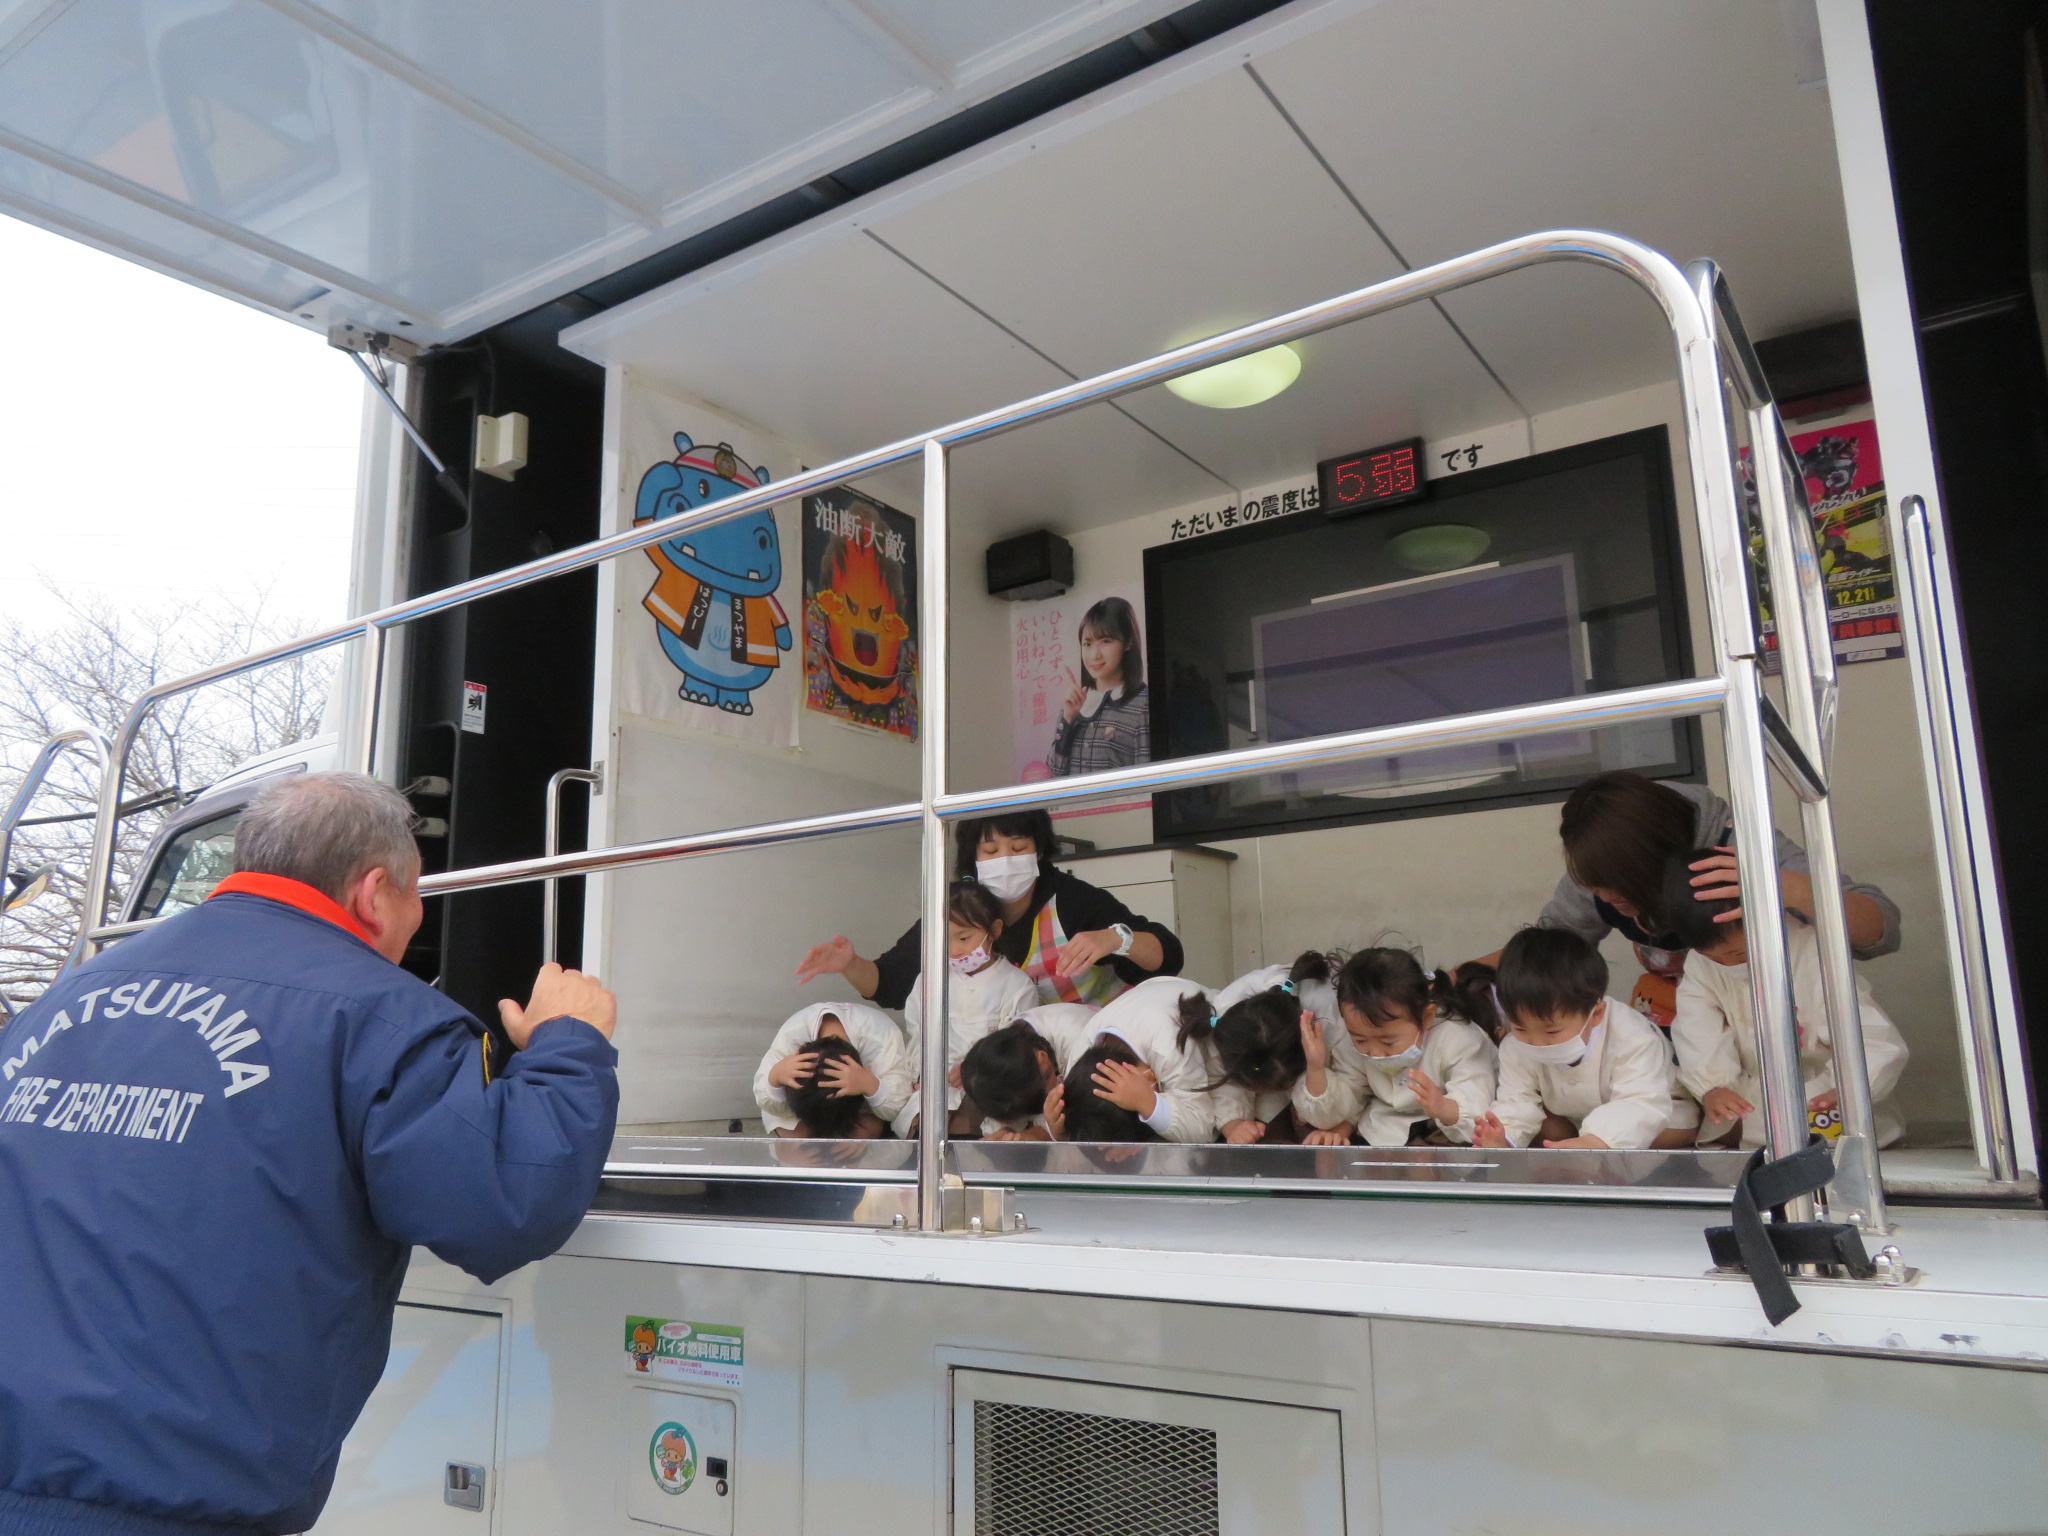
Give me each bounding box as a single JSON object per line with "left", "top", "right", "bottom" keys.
{"left": 815, "top": 537, "right": 910, "bottom": 708}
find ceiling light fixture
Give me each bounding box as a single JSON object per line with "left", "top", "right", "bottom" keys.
{"left": 1164, "top": 343, "right": 1301, "bottom": 409}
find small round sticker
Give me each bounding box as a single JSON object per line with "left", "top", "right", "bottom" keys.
{"left": 649, "top": 1421, "right": 698, "bottom": 1495}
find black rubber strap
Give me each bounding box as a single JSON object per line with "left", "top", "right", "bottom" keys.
{"left": 1719, "top": 1138, "right": 1836, "bottom": 1326}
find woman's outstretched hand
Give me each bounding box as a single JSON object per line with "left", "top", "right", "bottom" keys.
{"left": 795, "top": 934, "right": 857, "bottom": 983}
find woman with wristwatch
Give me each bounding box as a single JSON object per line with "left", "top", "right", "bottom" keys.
{"left": 796, "top": 808, "right": 1183, "bottom": 1009}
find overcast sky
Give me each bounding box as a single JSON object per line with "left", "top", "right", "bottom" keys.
{"left": 0, "top": 214, "right": 361, "bottom": 632}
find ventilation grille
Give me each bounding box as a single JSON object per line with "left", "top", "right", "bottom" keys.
{"left": 971, "top": 1399, "right": 1219, "bottom": 1536}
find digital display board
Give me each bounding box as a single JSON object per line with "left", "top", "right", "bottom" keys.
{"left": 1317, "top": 438, "right": 1427, "bottom": 516}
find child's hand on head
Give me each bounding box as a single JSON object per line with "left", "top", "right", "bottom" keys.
{"left": 795, "top": 934, "right": 858, "bottom": 983}
{"left": 1043, "top": 1080, "right": 1067, "bottom": 1140}
{"left": 1406, "top": 1068, "right": 1457, "bottom": 1126}
{"left": 1221, "top": 1118, "right": 1266, "bottom": 1145}
{"left": 1702, "top": 1086, "right": 1755, "bottom": 1124}
{"left": 1472, "top": 1111, "right": 1509, "bottom": 1149}
{"left": 768, "top": 1050, "right": 819, "bottom": 1090}
{"left": 1298, "top": 1011, "right": 1328, "bottom": 1072}
{"left": 1091, "top": 1059, "right": 1158, "bottom": 1116}
{"left": 1302, "top": 1123, "right": 1354, "bottom": 1147}
{"left": 819, "top": 1055, "right": 879, "bottom": 1100}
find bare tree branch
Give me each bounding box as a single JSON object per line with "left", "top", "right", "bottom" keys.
{"left": 0, "top": 587, "right": 334, "bottom": 1005}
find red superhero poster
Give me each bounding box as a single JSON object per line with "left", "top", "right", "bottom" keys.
{"left": 801, "top": 489, "right": 919, "bottom": 739}
{"left": 1754, "top": 415, "right": 1902, "bottom": 667}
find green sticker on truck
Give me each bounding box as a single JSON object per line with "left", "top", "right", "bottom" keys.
{"left": 625, "top": 1316, "right": 744, "bottom": 1388}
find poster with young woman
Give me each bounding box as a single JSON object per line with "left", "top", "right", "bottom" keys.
{"left": 1010, "top": 587, "right": 1150, "bottom": 781}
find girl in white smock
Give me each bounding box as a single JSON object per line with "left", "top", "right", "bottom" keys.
{"left": 959, "top": 1003, "right": 1106, "bottom": 1140}
{"left": 1205, "top": 954, "right": 1359, "bottom": 1143}
{"left": 753, "top": 1001, "right": 913, "bottom": 1137}
{"left": 1322, "top": 948, "right": 1499, "bottom": 1147}
{"left": 1660, "top": 849, "right": 1909, "bottom": 1148}
{"left": 1044, "top": 974, "right": 1218, "bottom": 1144}
{"left": 894, "top": 880, "right": 1040, "bottom": 1137}
{"left": 1473, "top": 927, "right": 1698, "bottom": 1151}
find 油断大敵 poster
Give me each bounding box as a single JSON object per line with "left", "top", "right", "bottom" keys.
{"left": 801, "top": 489, "right": 918, "bottom": 738}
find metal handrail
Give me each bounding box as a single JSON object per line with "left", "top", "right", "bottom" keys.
{"left": 1896, "top": 495, "right": 2018, "bottom": 1181}
{"left": 62, "top": 227, "right": 1881, "bottom": 1233}
{"left": 1692, "top": 261, "right": 1888, "bottom": 1228}
{"left": 541, "top": 766, "right": 603, "bottom": 965}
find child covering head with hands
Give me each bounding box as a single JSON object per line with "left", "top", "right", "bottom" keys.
{"left": 1661, "top": 849, "right": 1909, "bottom": 1148}
{"left": 753, "top": 1001, "right": 911, "bottom": 1138}
{"left": 1471, "top": 927, "right": 1697, "bottom": 1151}
{"left": 1199, "top": 953, "right": 1357, "bottom": 1145}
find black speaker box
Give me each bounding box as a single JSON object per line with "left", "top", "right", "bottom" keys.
{"left": 985, "top": 529, "right": 1075, "bottom": 600}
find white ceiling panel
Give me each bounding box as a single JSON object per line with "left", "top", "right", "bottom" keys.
{"left": 865, "top": 63, "right": 1520, "bottom": 490}
{"left": 0, "top": 0, "right": 1184, "bottom": 338}
{"left": 1253, "top": 0, "right": 1856, "bottom": 409}
{"left": 577, "top": 228, "right": 1221, "bottom": 543}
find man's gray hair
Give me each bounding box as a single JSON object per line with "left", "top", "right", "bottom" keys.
{"left": 233, "top": 771, "right": 421, "bottom": 901}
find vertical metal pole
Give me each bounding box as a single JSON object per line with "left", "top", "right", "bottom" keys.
{"left": 1672, "top": 309, "right": 1813, "bottom": 1216}
{"left": 357, "top": 623, "right": 387, "bottom": 779}
{"left": 1898, "top": 496, "right": 2019, "bottom": 1181}
{"left": 1752, "top": 404, "right": 1887, "bottom": 1229}
{"left": 542, "top": 767, "right": 602, "bottom": 966}
{"left": 72, "top": 722, "right": 131, "bottom": 968}
{"left": 916, "top": 440, "right": 953, "bottom": 1234}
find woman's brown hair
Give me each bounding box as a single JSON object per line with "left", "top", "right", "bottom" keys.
{"left": 1558, "top": 771, "right": 1698, "bottom": 917}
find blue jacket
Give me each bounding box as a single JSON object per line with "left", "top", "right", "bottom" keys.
{"left": 0, "top": 891, "right": 619, "bottom": 1536}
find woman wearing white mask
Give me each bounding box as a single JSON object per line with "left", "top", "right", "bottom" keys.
{"left": 1470, "top": 927, "right": 1698, "bottom": 1151}
{"left": 795, "top": 810, "right": 1182, "bottom": 1009}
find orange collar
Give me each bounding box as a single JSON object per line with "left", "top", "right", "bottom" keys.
{"left": 209, "top": 871, "right": 376, "bottom": 949}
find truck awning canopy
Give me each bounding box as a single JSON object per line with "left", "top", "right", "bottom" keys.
{"left": 0, "top": 0, "right": 1181, "bottom": 343}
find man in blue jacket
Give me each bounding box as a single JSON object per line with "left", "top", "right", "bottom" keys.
{"left": 0, "top": 771, "right": 619, "bottom": 1536}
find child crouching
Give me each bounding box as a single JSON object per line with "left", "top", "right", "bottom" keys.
{"left": 1327, "top": 948, "right": 1500, "bottom": 1147}
{"left": 1662, "top": 848, "right": 1910, "bottom": 1148}
{"left": 1204, "top": 953, "right": 1357, "bottom": 1145}
{"left": 1472, "top": 928, "right": 1697, "bottom": 1150}
{"left": 753, "top": 1001, "right": 912, "bottom": 1138}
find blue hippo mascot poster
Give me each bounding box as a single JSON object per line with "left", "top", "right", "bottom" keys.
{"left": 632, "top": 432, "right": 795, "bottom": 733}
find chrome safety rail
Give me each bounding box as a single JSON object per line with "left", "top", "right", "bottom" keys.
{"left": 540, "top": 766, "right": 603, "bottom": 966}
{"left": 1895, "top": 495, "right": 2019, "bottom": 1183}
{"left": 0, "top": 729, "right": 115, "bottom": 979}
{"left": 63, "top": 229, "right": 1892, "bottom": 1233}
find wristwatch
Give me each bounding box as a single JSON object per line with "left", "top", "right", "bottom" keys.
{"left": 1110, "top": 922, "right": 1135, "bottom": 957}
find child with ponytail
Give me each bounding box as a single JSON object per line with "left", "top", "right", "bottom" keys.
{"left": 1318, "top": 948, "right": 1499, "bottom": 1147}
{"left": 1201, "top": 952, "right": 1362, "bottom": 1144}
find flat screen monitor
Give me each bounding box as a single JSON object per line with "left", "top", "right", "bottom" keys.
{"left": 1145, "top": 426, "right": 1698, "bottom": 841}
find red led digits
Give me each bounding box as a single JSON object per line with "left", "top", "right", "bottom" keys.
{"left": 1317, "top": 436, "right": 1427, "bottom": 517}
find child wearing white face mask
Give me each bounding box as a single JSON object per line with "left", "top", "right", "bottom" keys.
{"left": 1472, "top": 927, "right": 1698, "bottom": 1151}
{"left": 1322, "top": 948, "right": 1500, "bottom": 1148}
{"left": 893, "top": 880, "right": 1040, "bottom": 1138}
{"left": 795, "top": 811, "right": 1185, "bottom": 1013}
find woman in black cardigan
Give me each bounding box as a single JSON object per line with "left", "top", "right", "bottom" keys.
{"left": 795, "top": 809, "right": 1182, "bottom": 1009}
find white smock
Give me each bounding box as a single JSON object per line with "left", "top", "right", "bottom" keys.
{"left": 978, "top": 1002, "right": 1101, "bottom": 1138}
{"left": 752, "top": 1000, "right": 914, "bottom": 1134}
{"left": 1207, "top": 963, "right": 1359, "bottom": 1134}
{"left": 1076, "top": 974, "right": 1219, "bottom": 1143}
{"left": 1491, "top": 997, "right": 1696, "bottom": 1150}
{"left": 1348, "top": 1016, "right": 1498, "bottom": 1147}
{"left": 893, "top": 957, "right": 1040, "bottom": 1136}
{"left": 1670, "top": 920, "right": 1909, "bottom": 1149}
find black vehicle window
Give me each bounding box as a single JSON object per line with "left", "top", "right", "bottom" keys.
{"left": 133, "top": 812, "right": 240, "bottom": 920}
